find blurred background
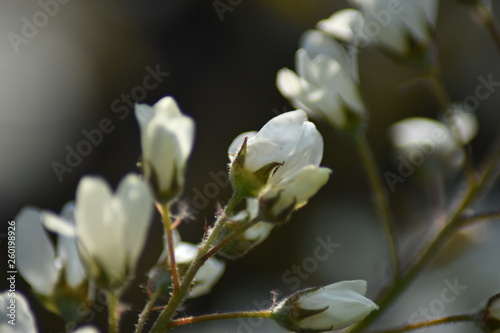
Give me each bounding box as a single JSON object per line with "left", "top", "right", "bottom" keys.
{"left": 1, "top": 0, "right": 500, "bottom": 332}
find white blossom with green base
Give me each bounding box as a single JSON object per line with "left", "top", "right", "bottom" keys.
{"left": 277, "top": 31, "right": 365, "bottom": 131}
{"left": 272, "top": 280, "right": 378, "bottom": 332}
{"left": 228, "top": 109, "right": 324, "bottom": 196}
{"left": 75, "top": 174, "right": 153, "bottom": 287}
{"left": 135, "top": 96, "right": 195, "bottom": 202}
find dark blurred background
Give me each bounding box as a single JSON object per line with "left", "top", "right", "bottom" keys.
{"left": 1, "top": 0, "right": 500, "bottom": 332}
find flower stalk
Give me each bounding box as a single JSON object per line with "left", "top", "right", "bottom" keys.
{"left": 149, "top": 193, "right": 243, "bottom": 333}
{"left": 347, "top": 146, "right": 500, "bottom": 333}
{"left": 371, "top": 313, "right": 475, "bottom": 333}
{"left": 354, "top": 133, "right": 400, "bottom": 280}
{"left": 168, "top": 310, "right": 273, "bottom": 329}
{"left": 160, "top": 204, "right": 180, "bottom": 294}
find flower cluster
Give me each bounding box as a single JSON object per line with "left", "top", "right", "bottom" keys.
{"left": 11, "top": 1, "right": 500, "bottom": 333}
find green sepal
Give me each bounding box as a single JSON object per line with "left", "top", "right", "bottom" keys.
{"left": 36, "top": 267, "right": 90, "bottom": 323}
{"left": 272, "top": 287, "right": 333, "bottom": 333}
{"left": 229, "top": 137, "right": 283, "bottom": 198}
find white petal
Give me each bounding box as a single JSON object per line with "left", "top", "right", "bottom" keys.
{"left": 76, "top": 177, "right": 125, "bottom": 281}
{"left": 143, "top": 120, "right": 180, "bottom": 193}
{"left": 57, "top": 202, "right": 86, "bottom": 289}
{"left": 188, "top": 256, "right": 225, "bottom": 298}
{"left": 43, "top": 211, "right": 76, "bottom": 237}
{"left": 445, "top": 107, "right": 478, "bottom": 144}
{"left": 299, "top": 280, "right": 378, "bottom": 330}
{"left": 264, "top": 166, "right": 331, "bottom": 216}
{"left": 244, "top": 110, "right": 308, "bottom": 172}
{"left": 271, "top": 122, "right": 324, "bottom": 182}
{"left": 153, "top": 96, "right": 183, "bottom": 118}
{"left": 0, "top": 292, "right": 37, "bottom": 333}
{"left": 143, "top": 116, "right": 194, "bottom": 193}
{"left": 300, "top": 30, "right": 350, "bottom": 71}
{"left": 317, "top": 9, "right": 364, "bottom": 43}
{"left": 173, "top": 242, "right": 225, "bottom": 298}
{"left": 244, "top": 222, "right": 274, "bottom": 242}
{"left": 134, "top": 103, "right": 155, "bottom": 134}
{"left": 16, "top": 208, "right": 58, "bottom": 295}
{"left": 174, "top": 242, "right": 198, "bottom": 264}
{"left": 227, "top": 131, "right": 258, "bottom": 162}
{"left": 116, "top": 174, "right": 153, "bottom": 273}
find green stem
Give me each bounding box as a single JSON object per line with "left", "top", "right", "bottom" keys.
{"left": 347, "top": 148, "right": 500, "bottom": 333}
{"left": 427, "top": 51, "right": 478, "bottom": 184}
{"left": 203, "top": 218, "right": 259, "bottom": 260}
{"left": 371, "top": 314, "right": 475, "bottom": 333}
{"left": 168, "top": 310, "right": 272, "bottom": 329}
{"left": 477, "top": 3, "right": 500, "bottom": 53}
{"left": 149, "top": 193, "right": 243, "bottom": 333}
{"left": 355, "top": 134, "right": 400, "bottom": 280}
{"left": 108, "top": 290, "right": 121, "bottom": 333}
{"left": 161, "top": 204, "right": 180, "bottom": 294}
{"left": 134, "top": 290, "right": 161, "bottom": 333}
{"left": 463, "top": 211, "right": 500, "bottom": 226}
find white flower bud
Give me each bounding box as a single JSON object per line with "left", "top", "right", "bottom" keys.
{"left": 228, "top": 110, "right": 324, "bottom": 197}
{"left": 350, "top": 0, "right": 438, "bottom": 55}
{"left": 390, "top": 116, "right": 477, "bottom": 170}
{"left": 277, "top": 31, "right": 365, "bottom": 131}
{"left": 135, "top": 96, "right": 195, "bottom": 203}
{"left": 75, "top": 174, "right": 153, "bottom": 287}
{"left": 272, "top": 280, "right": 378, "bottom": 332}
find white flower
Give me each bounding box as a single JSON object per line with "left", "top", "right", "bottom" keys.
{"left": 173, "top": 242, "right": 225, "bottom": 298}
{"left": 75, "top": 174, "right": 153, "bottom": 286}
{"left": 16, "top": 204, "right": 85, "bottom": 296}
{"left": 277, "top": 31, "right": 365, "bottom": 130}
{"left": 350, "top": 0, "right": 438, "bottom": 55}
{"left": 260, "top": 166, "right": 331, "bottom": 222}
{"left": 228, "top": 110, "right": 324, "bottom": 196}
{"left": 390, "top": 115, "right": 477, "bottom": 169}
{"left": 135, "top": 96, "right": 195, "bottom": 202}
{"left": 0, "top": 292, "right": 37, "bottom": 333}
{"left": 272, "top": 280, "right": 378, "bottom": 332}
